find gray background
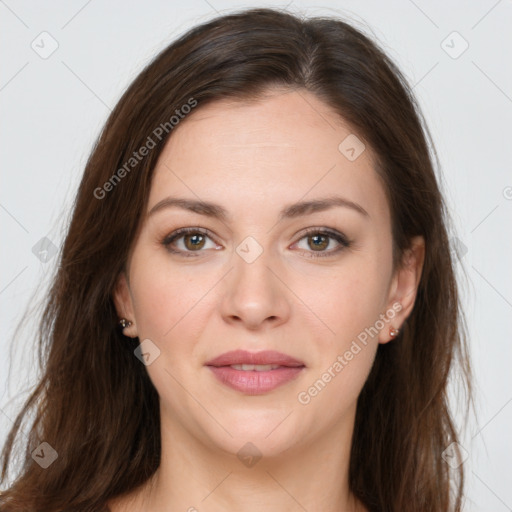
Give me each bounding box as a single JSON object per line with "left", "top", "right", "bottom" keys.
{"left": 1, "top": 1, "right": 511, "bottom": 509}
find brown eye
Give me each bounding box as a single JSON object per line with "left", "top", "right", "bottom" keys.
{"left": 183, "top": 233, "right": 206, "bottom": 251}
{"left": 294, "top": 229, "right": 351, "bottom": 258}
{"left": 307, "top": 233, "right": 329, "bottom": 251}
{"left": 162, "top": 227, "right": 350, "bottom": 259}
{"left": 162, "top": 228, "right": 218, "bottom": 257}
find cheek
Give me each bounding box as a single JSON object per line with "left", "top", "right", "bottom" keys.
{"left": 292, "top": 258, "right": 389, "bottom": 351}
{"left": 128, "top": 258, "right": 211, "bottom": 395}
{"left": 293, "top": 266, "right": 385, "bottom": 419}
{"left": 129, "top": 250, "right": 211, "bottom": 339}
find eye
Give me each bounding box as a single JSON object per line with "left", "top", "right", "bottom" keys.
{"left": 293, "top": 228, "right": 351, "bottom": 258}
{"left": 162, "top": 227, "right": 220, "bottom": 257}
{"left": 162, "top": 227, "right": 351, "bottom": 258}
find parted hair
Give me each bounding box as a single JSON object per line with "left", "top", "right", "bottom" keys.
{"left": 0, "top": 8, "right": 471, "bottom": 511}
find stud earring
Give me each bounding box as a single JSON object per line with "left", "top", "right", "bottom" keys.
{"left": 119, "top": 318, "right": 133, "bottom": 329}
{"left": 389, "top": 327, "right": 400, "bottom": 338}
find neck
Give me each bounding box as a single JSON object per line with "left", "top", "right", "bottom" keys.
{"left": 129, "top": 403, "right": 365, "bottom": 512}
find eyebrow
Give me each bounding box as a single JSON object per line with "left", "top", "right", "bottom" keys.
{"left": 148, "top": 195, "right": 370, "bottom": 221}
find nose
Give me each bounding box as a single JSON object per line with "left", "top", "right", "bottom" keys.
{"left": 220, "top": 244, "right": 291, "bottom": 331}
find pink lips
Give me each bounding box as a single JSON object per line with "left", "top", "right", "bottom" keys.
{"left": 205, "top": 350, "right": 305, "bottom": 395}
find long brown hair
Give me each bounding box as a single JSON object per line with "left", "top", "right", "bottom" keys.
{"left": 0, "top": 8, "right": 472, "bottom": 511}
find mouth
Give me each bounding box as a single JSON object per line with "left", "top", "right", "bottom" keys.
{"left": 205, "top": 350, "right": 305, "bottom": 395}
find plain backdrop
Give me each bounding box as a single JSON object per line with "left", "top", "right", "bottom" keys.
{"left": 1, "top": 1, "right": 511, "bottom": 509}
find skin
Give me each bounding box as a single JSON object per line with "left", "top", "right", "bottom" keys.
{"left": 109, "top": 89, "right": 425, "bottom": 512}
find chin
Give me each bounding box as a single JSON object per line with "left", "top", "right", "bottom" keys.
{"left": 201, "top": 409, "right": 303, "bottom": 458}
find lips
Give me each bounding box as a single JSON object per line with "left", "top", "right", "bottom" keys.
{"left": 205, "top": 350, "right": 305, "bottom": 368}
{"left": 205, "top": 350, "right": 305, "bottom": 395}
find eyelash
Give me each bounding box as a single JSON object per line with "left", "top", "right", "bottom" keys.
{"left": 161, "top": 227, "right": 351, "bottom": 258}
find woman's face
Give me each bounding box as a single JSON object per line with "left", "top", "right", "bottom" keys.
{"left": 115, "top": 89, "right": 423, "bottom": 458}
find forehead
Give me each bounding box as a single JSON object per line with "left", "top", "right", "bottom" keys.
{"left": 148, "top": 90, "right": 389, "bottom": 223}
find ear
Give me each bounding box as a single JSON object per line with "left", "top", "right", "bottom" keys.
{"left": 113, "top": 271, "right": 138, "bottom": 338}
{"left": 378, "top": 236, "right": 425, "bottom": 344}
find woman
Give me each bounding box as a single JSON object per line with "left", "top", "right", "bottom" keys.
{"left": 0, "top": 7, "right": 472, "bottom": 511}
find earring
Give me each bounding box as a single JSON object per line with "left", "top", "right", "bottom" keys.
{"left": 389, "top": 327, "right": 400, "bottom": 338}
{"left": 119, "top": 318, "right": 133, "bottom": 329}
